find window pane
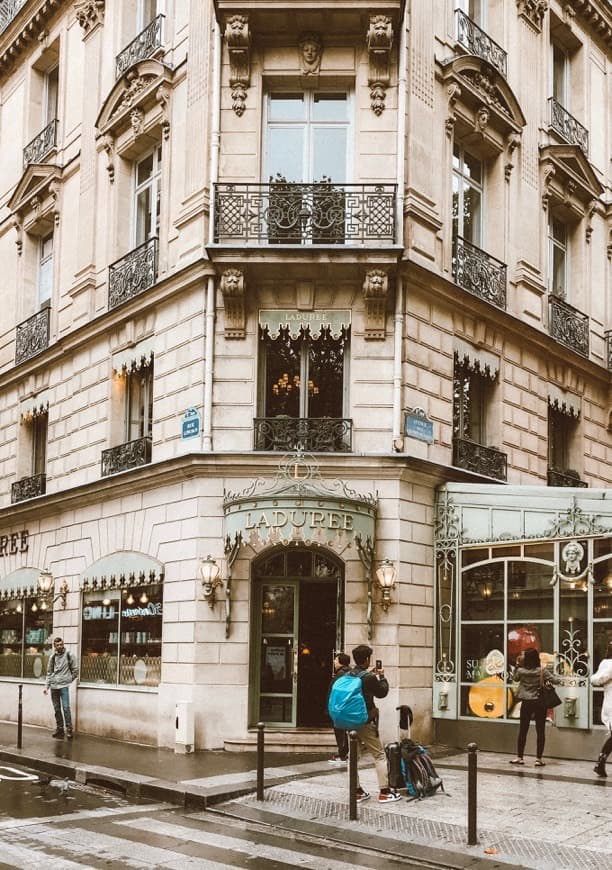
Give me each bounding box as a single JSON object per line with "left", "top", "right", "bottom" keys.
{"left": 126, "top": 367, "right": 153, "bottom": 440}
{"left": 452, "top": 174, "right": 460, "bottom": 238}
{"left": 307, "top": 332, "right": 346, "bottom": 417}
{"left": 507, "top": 562, "right": 555, "bottom": 625}
{"left": 0, "top": 600, "right": 24, "bottom": 677}
{"left": 38, "top": 254, "right": 53, "bottom": 305}
{"left": 32, "top": 413, "right": 48, "bottom": 476}
{"left": 268, "top": 128, "right": 304, "bottom": 182}
{"left": 312, "top": 127, "right": 347, "bottom": 183}
{"left": 461, "top": 563, "right": 504, "bottom": 621}
{"left": 312, "top": 94, "right": 347, "bottom": 122}
{"left": 23, "top": 602, "right": 51, "bottom": 679}
{"left": 463, "top": 152, "right": 482, "bottom": 185}
{"left": 269, "top": 95, "right": 305, "bottom": 122}
{"left": 553, "top": 44, "right": 566, "bottom": 103}
{"left": 81, "top": 591, "right": 120, "bottom": 684}
{"left": 137, "top": 153, "right": 154, "bottom": 186}
{"left": 135, "top": 188, "right": 152, "bottom": 245}
{"left": 265, "top": 330, "right": 301, "bottom": 417}
{"left": 45, "top": 68, "right": 58, "bottom": 123}
{"left": 119, "top": 584, "right": 162, "bottom": 686}
{"left": 462, "top": 186, "right": 481, "bottom": 245}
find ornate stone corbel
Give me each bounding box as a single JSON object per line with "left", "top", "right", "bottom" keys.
{"left": 298, "top": 31, "right": 322, "bottom": 84}
{"left": 445, "top": 83, "right": 461, "bottom": 137}
{"left": 585, "top": 200, "right": 596, "bottom": 244}
{"left": 516, "top": 0, "right": 548, "bottom": 32}
{"left": 474, "top": 106, "right": 489, "bottom": 135}
{"left": 225, "top": 15, "right": 250, "bottom": 117}
{"left": 367, "top": 15, "right": 393, "bottom": 115}
{"left": 13, "top": 217, "right": 23, "bottom": 255}
{"left": 504, "top": 132, "right": 521, "bottom": 182}
{"left": 362, "top": 269, "right": 388, "bottom": 339}
{"left": 542, "top": 161, "right": 555, "bottom": 210}
{"left": 49, "top": 179, "right": 60, "bottom": 226}
{"left": 130, "top": 107, "right": 145, "bottom": 137}
{"left": 563, "top": 179, "right": 576, "bottom": 206}
{"left": 101, "top": 133, "right": 115, "bottom": 182}
{"left": 156, "top": 84, "right": 170, "bottom": 140}
{"left": 220, "top": 268, "right": 246, "bottom": 339}
{"left": 30, "top": 196, "right": 41, "bottom": 220}
{"left": 74, "top": 0, "right": 105, "bottom": 36}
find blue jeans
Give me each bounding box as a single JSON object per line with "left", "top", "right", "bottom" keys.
{"left": 50, "top": 687, "right": 72, "bottom": 732}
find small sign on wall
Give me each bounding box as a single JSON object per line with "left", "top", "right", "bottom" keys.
{"left": 181, "top": 407, "right": 201, "bottom": 440}
{"left": 404, "top": 407, "right": 434, "bottom": 444}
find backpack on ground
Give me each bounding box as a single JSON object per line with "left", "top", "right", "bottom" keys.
{"left": 400, "top": 739, "right": 445, "bottom": 800}
{"left": 328, "top": 670, "right": 368, "bottom": 729}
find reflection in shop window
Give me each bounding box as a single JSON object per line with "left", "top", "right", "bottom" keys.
{"left": 81, "top": 584, "right": 162, "bottom": 687}
{"left": 0, "top": 598, "right": 50, "bottom": 679}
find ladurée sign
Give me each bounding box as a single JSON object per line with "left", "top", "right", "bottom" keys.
{"left": 0, "top": 530, "right": 29, "bottom": 557}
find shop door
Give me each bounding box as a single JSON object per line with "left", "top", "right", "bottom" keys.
{"left": 253, "top": 549, "right": 342, "bottom": 728}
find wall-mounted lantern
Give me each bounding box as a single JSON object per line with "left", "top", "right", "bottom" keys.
{"left": 375, "top": 559, "right": 398, "bottom": 612}
{"left": 38, "top": 569, "right": 68, "bottom": 609}
{"left": 199, "top": 555, "right": 223, "bottom": 607}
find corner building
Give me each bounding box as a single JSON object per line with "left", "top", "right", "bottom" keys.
{"left": 0, "top": 0, "right": 610, "bottom": 758}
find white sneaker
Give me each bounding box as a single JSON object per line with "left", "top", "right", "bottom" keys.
{"left": 328, "top": 756, "right": 348, "bottom": 765}
{"left": 378, "top": 789, "right": 401, "bottom": 803}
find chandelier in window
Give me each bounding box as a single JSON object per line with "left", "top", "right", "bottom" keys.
{"left": 272, "top": 373, "right": 319, "bottom": 397}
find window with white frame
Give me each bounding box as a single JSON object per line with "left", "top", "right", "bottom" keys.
{"left": 124, "top": 363, "right": 154, "bottom": 443}
{"left": 138, "top": 0, "right": 162, "bottom": 29}
{"left": 44, "top": 66, "right": 58, "bottom": 126}
{"left": 134, "top": 146, "right": 162, "bottom": 247}
{"left": 455, "top": 0, "right": 486, "bottom": 25}
{"left": 548, "top": 215, "right": 567, "bottom": 297}
{"left": 38, "top": 233, "right": 53, "bottom": 308}
{"left": 452, "top": 144, "right": 483, "bottom": 248}
{"left": 552, "top": 42, "right": 568, "bottom": 107}
{"left": 31, "top": 410, "right": 48, "bottom": 477}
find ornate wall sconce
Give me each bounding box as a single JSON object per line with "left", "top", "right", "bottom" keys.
{"left": 199, "top": 555, "right": 223, "bottom": 607}
{"left": 375, "top": 559, "right": 398, "bottom": 612}
{"left": 38, "top": 568, "right": 68, "bottom": 609}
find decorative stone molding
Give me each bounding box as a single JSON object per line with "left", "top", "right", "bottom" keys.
{"left": 565, "top": 0, "right": 612, "bottom": 49}
{"left": 156, "top": 84, "right": 171, "bottom": 140}
{"left": 362, "top": 269, "right": 389, "bottom": 339}
{"left": 130, "top": 107, "right": 145, "bottom": 137}
{"left": 8, "top": 164, "right": 62, "bottom": 249}
{"left": 367, "top": 15, "right": 393, "bottom": 115}
{"left": 585, "top": 199, "right": 596, "bottom": 244}
{"left": 74, "top": 0, "right": 105, "bottom": 36}
{"left": 225, "top": 15, "right": 250, "bottom": 117}
{"left": 220, "top": 268, "right": 246, "bottom": 339}
{"left": 12, "top": 217, "right": 23, "bottom": 256}
{"left": 539, "top": 145, "right": 604, "bottom": 218}
{"left": 101, "top": 133, "right": 115, "bottom": 182}
{"left": 298, "top": 31, "right": 322, "bottom": 84}
{"left": 516, "top": 0, "right": 548, "bottom": 32}
{"left": 0, "top": 0, "right": 61, "bottom": 74}
{"left": 504, "top": 132, "right": 521, "bottom": 182}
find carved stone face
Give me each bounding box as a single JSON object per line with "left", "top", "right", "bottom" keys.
{"left": 562, "top": 541, "right": 584, "bottom": 575}
{"left": 298, "top": 33, "right": 322, "bottom": 73}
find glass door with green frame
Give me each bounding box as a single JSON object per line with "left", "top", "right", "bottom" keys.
{"left": 256, "top": 582, "right": 299, "bottom": 726}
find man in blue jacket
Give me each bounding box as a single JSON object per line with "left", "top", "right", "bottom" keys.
{"left": 44, "top": 637, "right": 78, "bottom": 739}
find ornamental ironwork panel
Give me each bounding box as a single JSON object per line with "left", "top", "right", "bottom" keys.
{"left": 108, "top": 237, "right": 158, "bottom": 309}
{"left": 452, "top": 236, "right": 507, "bottom": 310}
{"left": 23, "top": 119, "right": 57, "bottom": 168}
{"left": 456, "top": 10, "right": 507, "bottom": 77}
{"left": 547, "top": 468, "right": 588, "bottom": 488}
{"left": 548, "top": 98, "right": 589, "bottom": 155}
{"left": 214, "top": 183, "right": 396, "bottom": 246}
{"left": 101, "top": 436, "right": 152, "bottom": 477}
{"left": 606, "top": 330, "right": 612, "bottom": 372}
{"left": 15, "top": 307, "right": 50, "bottom": 365}
{"left": 11, "top": 473, "right": 46, "bottom": 503}
{"left": 0, "top": 0, "right": 27, "bottom": 33}
{"left": 549, "top": 296, "right": 589, "bottom": 358}
{"left": 115, "top": 14, "right": 164, "bottom": 79}
{"left": 254, "top": 418, "right": 352, "bottom": 453}
{"left": 453, "top": 437, "right": 507, "bottom": 481}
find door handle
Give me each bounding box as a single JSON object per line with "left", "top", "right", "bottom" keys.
{"left": 292, "top": 647, "right": 298, "bottom": 685}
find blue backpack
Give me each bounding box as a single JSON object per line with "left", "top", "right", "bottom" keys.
{"left": 328, "top": 669, "right": 369, "bottom": 729}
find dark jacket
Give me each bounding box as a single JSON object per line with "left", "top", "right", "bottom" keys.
{"left": 350, "top": 666, "right": 389, "bottom": 721}
{"left": 512, "top": 665, "right": 560, "bottom": 701}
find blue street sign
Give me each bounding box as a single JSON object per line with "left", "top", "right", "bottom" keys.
{"left": 181, "top": 407, "right": 201, "bottom": 440}
{"left": 404, "top": 409, "right": 434, "bottom": 444}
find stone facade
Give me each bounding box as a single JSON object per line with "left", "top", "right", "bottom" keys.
{"left": 0, "top": 0, "right": 609, "bottom": 755}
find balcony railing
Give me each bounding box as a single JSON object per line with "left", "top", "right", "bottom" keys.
{"left": 101, "top": 436, "right": 152, "bottom": 477}
{"left": 115, "top": 14, "right": 164, "bottom": 79}
{"left": 15, "top": 307, "right": 50, "bottom": 365}
{"left": 254, "top": 418, "right": 352, "bottom": 453}
{"left": 606, "top": 330, "right": 612, "bottom": 372}
{"left": 549, "top": 295, "right": 589, "bottom": 358}
{"left": 453, "top": 437, "right": 507, "bottom": 481}
{"left": 548, "top": 98, "right": 589, "bottom": 156}
{"left": 11, "top": 473, "right": 46, "bottom": 504}
{"left": 108, "top": 237, "right": 158, "bottom": 310}
{"left": 456, "top": 10, "right": 507, "bottom": 77}
{"left": 214, "top": 183, "right": 397, "bottom": 246}
{"left": 547, "top": 468, "right": 588, "bottom": 488}
{"left": 452, "top": 236, "right": 507, "bottom": 310}
{"left": 0, "top": 0, "right": 27, "bottom": 33}
{"left": 23, "top": 119, "right": 57, "bottom": 168}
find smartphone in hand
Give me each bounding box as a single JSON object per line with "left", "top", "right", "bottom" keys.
{"left": 375, "top": 659, "right": 382, "bottom": 670}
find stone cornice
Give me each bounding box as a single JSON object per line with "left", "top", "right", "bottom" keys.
{"left": 0, "top": 0, "right": 66, "bottom": 75}
{"left": 564, "top": 0, "right": 612, "bottom": 48}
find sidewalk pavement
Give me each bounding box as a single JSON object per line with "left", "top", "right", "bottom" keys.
{"left": 1, "top": 720, "right": 610, "bottom": 870}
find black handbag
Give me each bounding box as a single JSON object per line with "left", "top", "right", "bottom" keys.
{"left": 538, "top": 668, "right": 562, "bottom": 708}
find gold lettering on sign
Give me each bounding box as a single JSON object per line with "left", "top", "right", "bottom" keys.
{"left": 240, "top": 509, "right": 356, "bottom": 533}
{"left": 310, "top": 511, "right": 325, "bottom": 527}
{"left": 272, "top": 510, "right": 288, "bottom": 527}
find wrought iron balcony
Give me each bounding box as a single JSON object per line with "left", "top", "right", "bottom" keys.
{"left": 452, "top": 236, "right": 507, "bottom": 310}
{"left": 456, "top": 10, "right": 507, "bottom": 77}
{"left": 116, "top": 14, "right": 164, "bottom": 79}
{"left": 0, "top": 0, "right": 27, "bottom": 33}
{"left": 15, "top": 307, "right": 50, "bottom": 365}
{"left": 214, "top": 183, "right": 397, "bottom": 246}
{"left": 548, "top": 98, "right": 589, "bottom": 156}
{"left": 108, "top": 237, "right": 158, "bottom": 310}
{"left": 549, "top": 295, "right": 589, "bottom": 358}
{"left": 547, "top": 468, "right": 588, "bottom": 488}
{"left": 453, "top": 437, "right": 507, "bottom": 482}
{"left": 606, "top": 330, "right": 612, "bottom": 372}
{"left": 254, "top": 417, "right": 352, "bottom": 452}
{"left": 11, "top": 473, "right": 46, "bottom": 504}
{"left": 23, "top": 119, "right": 57, "bottom": 168}
{"left": 101, "top": 436, "right": 152, "bottom": 477}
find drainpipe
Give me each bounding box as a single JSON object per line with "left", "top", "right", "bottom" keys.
{"left": 203, "top": 20, "right": 222, "bottom": 451}
{"left": 392, "top": 9, "right": 408, "bottom": 446}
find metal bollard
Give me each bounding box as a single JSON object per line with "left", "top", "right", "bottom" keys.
{"left": 17, "top": 684, "right": 23, "bottom": 749}
{"left": 348, "top": 730, "right": 358, "bottom": 820}
{"left": 256, "top": 721, "right": 265, "bottom": 801}
{"left": 467, "top": 742, "right": 478, "bottom": 845}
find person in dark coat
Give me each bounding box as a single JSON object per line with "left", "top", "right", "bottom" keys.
{"left": 328, "top": 652, "right": 350, "bottom": 764}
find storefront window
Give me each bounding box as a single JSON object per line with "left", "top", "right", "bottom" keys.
{"left": 0, "top": 598, "right": 50, "bottom": 679}
{"left": 81, "top": 584, "right": 162, "bottom": 687}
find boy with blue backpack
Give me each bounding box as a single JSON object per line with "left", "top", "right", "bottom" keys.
{"left": 328, "top": 643, "right": 401, "bottom": 804}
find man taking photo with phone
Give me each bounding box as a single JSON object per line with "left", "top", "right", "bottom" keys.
{"left": 351, "top": 644, "right": 400, "bottom": 804}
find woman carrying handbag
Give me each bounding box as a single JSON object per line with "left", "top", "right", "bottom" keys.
{"left": 510, "top": 647, "right": 561, "bottom": 767}
{"left": 591, "top": 640, "right": 612, "bottom": 778}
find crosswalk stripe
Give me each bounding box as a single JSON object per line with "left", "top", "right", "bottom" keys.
{"left": 117, "top": 816, "right": 382, "bottom": 870}
{"left": 0, "top": 801, "right": 171, "bottom": 831}
{"left": 0, "top": 838, "right": 95, "bottom": 870}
